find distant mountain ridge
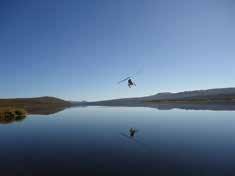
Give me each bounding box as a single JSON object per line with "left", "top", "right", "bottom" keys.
{"left": 76, "top": 88, "right": 235, "bottom": 106}
{"left": 143, "top": 87, "right": 235, "bottom": 101}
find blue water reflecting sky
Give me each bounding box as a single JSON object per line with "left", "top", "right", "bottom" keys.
{"left": 0, "top": 107, "right": 235, "bottom": 175}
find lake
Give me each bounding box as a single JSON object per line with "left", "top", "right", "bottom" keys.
{"left": 1, "top": 106, "right": 235, "bottom": 176}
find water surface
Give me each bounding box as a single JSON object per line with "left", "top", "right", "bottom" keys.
{"left": 1, "top": 106, "right": 235, "bottom": 176}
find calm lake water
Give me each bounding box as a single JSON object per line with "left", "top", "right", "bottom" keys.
{"left": 1, "top": 106, "right": 235, "bottom": 176}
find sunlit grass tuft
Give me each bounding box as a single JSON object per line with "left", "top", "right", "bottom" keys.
{"left": 0, "top": 108, "right": 27, "bottom": 124}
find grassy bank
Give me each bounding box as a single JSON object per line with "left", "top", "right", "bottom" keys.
{"left": 0, "top": 108, "right": 27, "bottom": 124}
{"left": 0, "top": 96, "right": 71, "bottom": 115}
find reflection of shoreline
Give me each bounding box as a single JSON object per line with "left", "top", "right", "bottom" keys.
{"left": 2, "top": 101, "right": 235, "bottom": 124}
{"left": 1, "top": 102, "right": 235, "bottom": 125}
{"left": 146, "top": 102, "right": 235, "bottom": 111}
{"left": 25, "top": 106, "right": 68, "bottom": 115}
{"left": 75, "top": 102, "right": 235, "bottom": 111}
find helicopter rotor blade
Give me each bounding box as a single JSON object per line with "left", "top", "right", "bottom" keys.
{"left": 117, "top": 76, "right": 131, "bottom": 84}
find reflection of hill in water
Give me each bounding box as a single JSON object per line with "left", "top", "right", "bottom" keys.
{"left": 2, "top": 102, "right": 235, "bottom": 125}
{"left": 0, "top": 114, "right": 26, "bottom": 124}
{"left": 145, "top": 102, "right": 235, "bottom": 111}
{"left": 25, "top": 106, "right": 67, "bottom": 115}
{"left": 77, "top": 102, "right": 235, "bottom": 111}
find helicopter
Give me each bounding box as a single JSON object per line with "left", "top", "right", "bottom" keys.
{"left": 118, "top": 76, "right": 136, "bottom": 88}
{"left": 117, "top": 70, "right": 141, "bottom": 88}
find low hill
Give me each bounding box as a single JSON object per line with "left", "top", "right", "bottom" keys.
{"left": 0, "top": 96, "right": 71, "bottom": 114}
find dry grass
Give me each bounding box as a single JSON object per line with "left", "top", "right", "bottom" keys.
{"left": 0, "top": 96, "right": 71, "bottom": 115}
{"left": 0, "top": 107, "right": 27, "bottom": 124}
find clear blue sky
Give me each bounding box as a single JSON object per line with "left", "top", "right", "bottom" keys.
{"left": 1, "top": 0, "right": 235, "bottom": 101}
